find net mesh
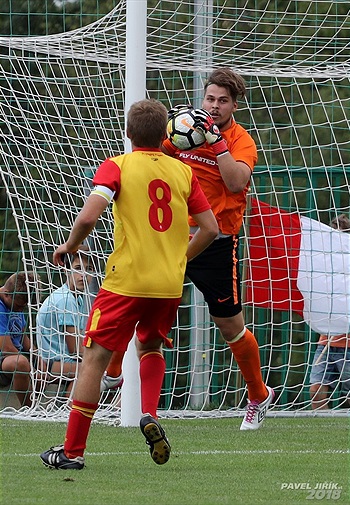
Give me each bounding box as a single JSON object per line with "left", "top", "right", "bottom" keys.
{"left": 0, "top": 1, "right": 349, "bottom": 421}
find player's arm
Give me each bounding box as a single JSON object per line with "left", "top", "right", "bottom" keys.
{"left": 216, "top": 153, "right": 252, "bottom": 193}
{"left": 161, "top": 140, "right": 176, "bottom": 156}
{"left": 21, "top": 334, "right": 32, "bottom": 353}
{"left": 0, "top": 334, "right": 20, "bottom": 355}
{"left": 195, "top": 111, "right": 252, "bottom": 193}
{"left": 53, "top": 192, "right": 110, "bottom": 266}
{"left": 187, "top": 209, "right": 218, "bottom": 261}
{"left": 186, "top": 172, "right": 218, "bottom": 260}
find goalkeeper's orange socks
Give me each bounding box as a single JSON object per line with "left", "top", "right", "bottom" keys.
{"left": 139, "top": 351, "right": 165, "bottom": 418}
{"left": 228, "top": 328, "right": 268, "bottom": 403}
{"left": 105, "top": 350, "right": 124, "bottom": 378}
{"left": 64, "top": 400, "right": 98, "bottom": 459}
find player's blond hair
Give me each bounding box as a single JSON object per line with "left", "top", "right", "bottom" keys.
{"left": 127, "top": 99, "right": 167, "bottom": 148}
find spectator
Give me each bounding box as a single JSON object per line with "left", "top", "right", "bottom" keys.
{"left": 0, "top": 271, "right": 38, "bottom": 407}
{"left": 36, "top": 245, "right": 95, "bottom": 398}
{"left": 309, "top": 214, "right": 350, "bottom": 409}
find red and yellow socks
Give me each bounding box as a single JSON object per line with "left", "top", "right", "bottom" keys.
{"left": 139, "top": 351, "right": 165, "bottom": 418}
{"left": 64, "top": 400, "right": 98, "bottom": 458}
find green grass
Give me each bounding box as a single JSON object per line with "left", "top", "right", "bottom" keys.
{"left": 0, "top": 417, "right": 349, "bottom": 505}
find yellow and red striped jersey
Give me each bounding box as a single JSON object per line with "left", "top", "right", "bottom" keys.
{"left": 92, "top": 148, "right": 210, "bottom": 298}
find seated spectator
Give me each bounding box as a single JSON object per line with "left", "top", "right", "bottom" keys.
{"left": 0, "top": 271, "right": 38, "bottom": 407}
{"left": 36, "top": 246, "right": 95, "bottom": 397}
{"left": 309, "top": 333, "right": 350, "bottom": 409}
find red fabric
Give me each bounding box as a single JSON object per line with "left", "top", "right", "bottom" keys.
{"left": 139, "top": 351, "right": 166, "bottom": 418}
{"left": 245, "top": 198, "right": 304, "bottom": 314}
{"left": 64, "top": 400, "right": 98, "bottom": 458}
{"left": 84, "top": 290, "right": 179, "bottom": 352}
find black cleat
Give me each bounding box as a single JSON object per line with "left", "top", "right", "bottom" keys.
{"left": 140, "top": 414, "right": 171, "bottom": 465}
{"left": 40, "top": 444, "right": 85, "bottom": 470}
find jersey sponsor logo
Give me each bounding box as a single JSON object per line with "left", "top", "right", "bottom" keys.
{"left": 179, "top": 152, "right": 216, "bottom": 166}
{"left": 9, "top": 314, "right": 25, "bottom": 335}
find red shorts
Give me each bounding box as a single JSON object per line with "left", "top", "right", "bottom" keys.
{"left": 83, "top": 289, "right": 180, "bottom": 352}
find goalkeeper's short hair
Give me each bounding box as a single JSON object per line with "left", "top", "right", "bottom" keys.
{"left": 204, "top": 67, "right": 246, "bottom": 102}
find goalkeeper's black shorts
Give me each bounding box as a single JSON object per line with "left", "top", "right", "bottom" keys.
{"left": 185, "top": 234, "right": 242, "bottom": 318}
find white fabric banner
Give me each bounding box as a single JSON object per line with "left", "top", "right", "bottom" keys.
{"left": 297, "top": 217, "right": 350, "bottom": 335}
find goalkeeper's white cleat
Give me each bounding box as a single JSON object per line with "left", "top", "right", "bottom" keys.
{"left": 240, "top": 386, "right": 275, "bottom": 431}
{"left": 100, "top": 373, "right": 123, "bottom": 393}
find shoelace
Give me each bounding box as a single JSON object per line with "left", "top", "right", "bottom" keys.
{"left": 244, "top": 400, "right": 260, "bottom": 423}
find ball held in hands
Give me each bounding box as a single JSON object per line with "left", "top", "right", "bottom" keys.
{"left": 194, "top": 109, "right": 228, "bottom": 156}
{"left": 167, "top": 103, "right": 193, "bottom": 121}
{"left": 166, "top": 107, "right": 206, "bottom": 151}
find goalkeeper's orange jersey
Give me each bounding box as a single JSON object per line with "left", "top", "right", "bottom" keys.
{"left": 163, "top": 120, "right": 257, "bottom": 235}
{"left": 92, "top": 148, "right": 211, "bottom": 298}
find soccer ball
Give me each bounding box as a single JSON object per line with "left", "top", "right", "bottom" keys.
{"left": 167, "top": 108, "right": 206, "bottom": 151}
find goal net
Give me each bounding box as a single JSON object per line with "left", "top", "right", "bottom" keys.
{"left": 0, "top": 0, "right": 349, "bottom": 421}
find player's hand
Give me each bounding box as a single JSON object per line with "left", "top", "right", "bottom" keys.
{"left": 193, "top": 108, "right": 212, "bottom": 124}
{"left": 194, "top": 109, "right": 228, "bottom": 156}
{"left": 53, "top": 244, "right": 76, "bottom": 266}
{"left": 194, "top": 109, "right": 222, "bottom": 145}
{"left": 167, "top": 103, "right": 193, "bottom": 121}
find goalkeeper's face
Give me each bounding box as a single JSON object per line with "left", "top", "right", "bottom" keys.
{"left": 202, "top": 84, "right": 238, "bottom": 131}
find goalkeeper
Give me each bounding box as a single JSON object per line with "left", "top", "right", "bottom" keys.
{"left": 163, "top": 68, "right": 274, "bottom": 430}
{"left": 40, "top": 98, "right": 218, "bottom": 469}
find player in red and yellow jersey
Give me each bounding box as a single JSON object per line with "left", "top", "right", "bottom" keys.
{"left": 163, "top": 68, "right": 274, "bottom": 430}
{"left": 40, "top": 99, "right": 218, "bottom": 469}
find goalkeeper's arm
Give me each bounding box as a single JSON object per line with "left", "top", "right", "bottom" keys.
{"left": 194, "top": 109, "right": 228, "bottom": 157}
{"left": 194, "top": 111, "right": 252, "bottom": 193}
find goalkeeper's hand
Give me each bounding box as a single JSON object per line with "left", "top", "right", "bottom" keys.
{"left": 194, "top": 109, "right": 228, "bottom": 156}
{"left": 167, "top": 103, "right": 193, "bottom": 121}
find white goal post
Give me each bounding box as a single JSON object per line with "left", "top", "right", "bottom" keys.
{"left": 0, "top": 1, "right": 349, "bottom": 422}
